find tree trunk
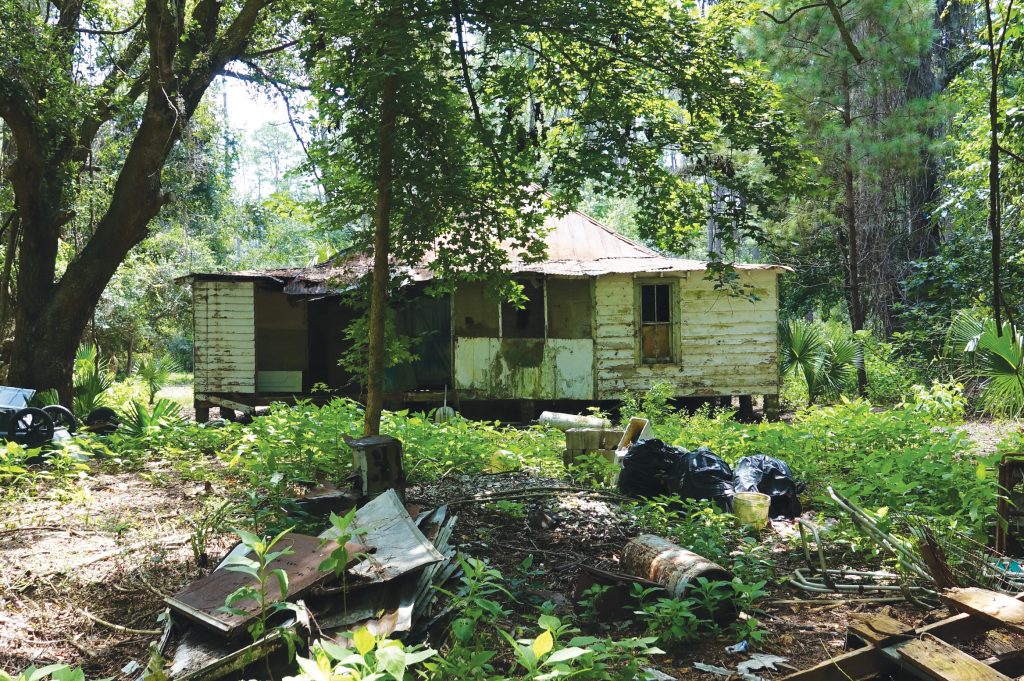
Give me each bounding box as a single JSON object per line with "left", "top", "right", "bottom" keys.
{"left": 363, "top": 70, "right": 400, "bottom": 437}
{"left": 987, "top": 17, "right": 1002, "bottom": 334}
{"left": 1, "top": 0, "right": 274, "bottom": 403}
{"left": 841, "top": 70, "right": 867, "bottom": 395}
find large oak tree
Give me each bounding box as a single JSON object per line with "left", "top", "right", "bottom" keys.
{"left": 0, "top": 0, "right": 293, "bottom": 398}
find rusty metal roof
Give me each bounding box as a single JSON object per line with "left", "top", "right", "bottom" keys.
{"left": 181, "top": 209, "right": 788, "bottom": 293}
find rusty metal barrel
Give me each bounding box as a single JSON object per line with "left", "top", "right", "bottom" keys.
{"left": 622, "top": 534, "right": 733, "bottom": 600}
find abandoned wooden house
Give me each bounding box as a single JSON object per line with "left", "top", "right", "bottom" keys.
{"left": 181, "top": 209, "right": 788, "bottom": 421}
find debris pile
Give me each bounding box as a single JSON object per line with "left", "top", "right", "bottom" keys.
{"left": 162, "top": 490, "right": 458, "bottom": 680}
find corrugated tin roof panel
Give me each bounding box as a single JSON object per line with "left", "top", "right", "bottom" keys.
{"left": 182, "top": 208, "right": 789, "bottom": 289}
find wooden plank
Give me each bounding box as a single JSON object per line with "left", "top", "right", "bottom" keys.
{"left": 890, "top": 636, "right": 1011, "bottom": 681}
{"left": 781, "top": 646, "right": 894, "bottom": 681}
{"left": 848, "top": 612, "right": 913, "bottom": 647}
{"left": 941, "top": 588, "right": 1024, "bottom": 634}
{"left": 166, "top": 533, "right": 362, "bottom": 638}
{"left": 787, "top": 592, "right": 1024, "bottom": 681}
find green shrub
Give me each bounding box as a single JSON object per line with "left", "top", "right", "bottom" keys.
{"left": 861, "top": 334, "right": 924, "bottom": 405}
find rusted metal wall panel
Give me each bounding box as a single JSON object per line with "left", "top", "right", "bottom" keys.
{"left": 593, "top": 271, "right": 780, "bottom": 399}
{"left": 194, "top": 281, "right": 256, "bottom": 394}
{"left": 454, "top": 337, "right": 594, "bottom": 400}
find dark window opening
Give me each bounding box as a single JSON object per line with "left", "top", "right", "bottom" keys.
{"left": 547, "top": 278, "right": 592, "bottom": 338}
{"left": 640, "top": 283, "right": 672, "bottom": 363}
{"left": 502, "top": 282, "right": 545, "bottom": 338}
{"left": 454, "top": 281, "right": 499, "bottom": 337}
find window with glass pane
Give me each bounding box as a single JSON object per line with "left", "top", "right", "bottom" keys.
{"left": 640, "top": 283, "right": 672, "bottom": 363}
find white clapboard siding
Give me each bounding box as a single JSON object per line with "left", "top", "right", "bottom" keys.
{"left": 193, "top": 281, "right": 256, "bottom": 394}
{"left": 593, "top": 270, "right": 780, "bottom": 399}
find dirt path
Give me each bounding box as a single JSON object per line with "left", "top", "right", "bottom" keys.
{"left": 958, "top": 418, "right": 1023, "bottom": 455}
{"left": 0, "top": 471, "right": 234, "bottom": 676}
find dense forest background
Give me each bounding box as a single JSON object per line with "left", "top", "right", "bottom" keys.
{"left": 0, "top": 0, "right": 1021, "bottom": 410}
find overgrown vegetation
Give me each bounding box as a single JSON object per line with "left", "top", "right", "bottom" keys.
{"left": 0, "top": 381, "right": 1016, "bottom": 678}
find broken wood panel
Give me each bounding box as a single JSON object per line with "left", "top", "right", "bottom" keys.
{"left": 891, "top": 636, "right": 1012, "bottom": 681}
{"left": 848, "top": 612, "right": 914, "bottom": 648}
{"left": 167, "top": 532, "right": 345, "bottom": 638}
{"left": 640, "top": 324, "right": 671, "bottom": 362}
{"left": 787, "top": 592, "right": 1024, "bottom": 681}
{"left": 941, "top": 588, "right": 1024, "bottom": 633}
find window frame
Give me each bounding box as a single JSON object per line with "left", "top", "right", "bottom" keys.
{"left": 634, "top": 279, "right": 678, "bottom": 365}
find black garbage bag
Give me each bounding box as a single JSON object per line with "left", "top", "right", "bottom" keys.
{"left": 619, "top": 441, "right": 734, "bottom": 510}
{"left": 677, "top": 446, "right": 734, "bottom": 512}
{"left": 618, "top": 439, "right": 683, "bottom": 498}
{"left": 733, "top": 454, "right": 804, "bottom": 518}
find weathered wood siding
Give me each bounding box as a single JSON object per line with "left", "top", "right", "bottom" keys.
{"left": 593, "top": 271, "right": 779, "bottom": 399}
{"left": 193, "top": 281, "right": 256, "bottom": 394}
{"left": 454, "top": 338, "right": 594, "bottom": 399}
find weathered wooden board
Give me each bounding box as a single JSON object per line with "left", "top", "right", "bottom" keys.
{"left": 167, "top": 533, "right": 348, "bottom": 638}
{"left": 454, "top": 337, "right": 594, "bottom": 400}
{"left": 941, "top": 588, "right": 1024, "bottom": 634}
{"left": 848, "top": 612, "right": 913, "bottom": 647}
{"left": 194, "top": 280, "right": 256, "bottom": 394}
{"left": 786, "top": 590, "right": 1024, "bottom": 681}
{"left": 780, "top": 645, "right": 894, "bottom": 681}
{"left": 591, "top": 269, "right": 779, "bottom": 400}
{"left": 891, "top": 636, "right": 1011, "bottom": 681}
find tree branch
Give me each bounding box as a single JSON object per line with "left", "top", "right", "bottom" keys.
{"left": 452, "top": 0, "right": 507, "bottom": 180}
{"left": 999, "top": 144, "right": 1024, "bottom": 164}
{"left": 219, "top": 66, "right": 310, "bottom": 91}
{"left": 75, "top": 13, "right": 144, "bottom": 35}
{"left": 244, "top": 39, "right": 299, "bottom": 59}
{"left": 760, "top": 3, "right": 827, "bottom": 24}
{"left": 235, "top": 59, "right": 320, "bottom": 182}
{"left": 822, "top": 0, "right": 864, "bottom": 64}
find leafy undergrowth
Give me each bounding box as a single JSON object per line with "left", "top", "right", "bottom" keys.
{"left": 0, "top": 391, "right": 1017, "bottom": 679}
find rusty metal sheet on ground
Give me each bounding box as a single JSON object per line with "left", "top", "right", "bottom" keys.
{"left": 166, "top": 533, "right": 339, "bottom": 638}
{"left": 323, "top": 489, "right": 443, "bottom": 583}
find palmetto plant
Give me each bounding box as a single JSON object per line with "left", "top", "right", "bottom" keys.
{"left": 779, "top": 320, "right": 863, "bottom": 405}
{"left": 120, "top": 399, "right": 185, "bottom": 438}
{"left": 947, "top": 312, "right": 1024, "bottom": 416}
{"left": 133, "top": 354, "right": 181, "bottom": 405}
{"left": 72, "top": 345, "right": 114, "bottom": 419}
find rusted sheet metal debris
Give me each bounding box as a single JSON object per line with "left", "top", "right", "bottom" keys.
{"left": 622, "top": 534, "right": 733, "bottom": 604}
{"left": 166, "top": 533, "right": 364, "bottom": 638}
{"left": 165, "top": 490, "right": 457, "bottom": 681}
{"left": 331, "top": 488, "right": 445, "bottom": 583}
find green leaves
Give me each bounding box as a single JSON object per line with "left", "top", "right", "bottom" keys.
{"left": 948, "top": 312, "right": 1024, "bottom": 416}
{"left": 780, "top": 320, "right": 863, "bottom": 405}
{"left": 288, "top": 631, "right": 437, "bottom": 681}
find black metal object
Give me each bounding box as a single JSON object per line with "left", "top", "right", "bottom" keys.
{"left": 42, "top": 404, "right": 77, "bottom": 434}
{"left": 7, "top": 408, "right": 54, "bottom": 448}
{"left": 0, "top": 386, "right": 68, "bottom": 447}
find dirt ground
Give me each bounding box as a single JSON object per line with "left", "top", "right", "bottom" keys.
{"left": 1, "top": 417, "right": 1021, "bottom": 679}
